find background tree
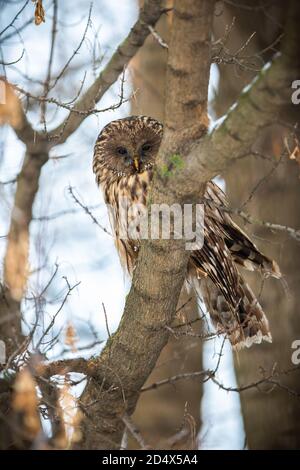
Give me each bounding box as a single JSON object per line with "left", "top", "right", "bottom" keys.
{"left": 213, "top": 0, "right": 300, "bottom": 449}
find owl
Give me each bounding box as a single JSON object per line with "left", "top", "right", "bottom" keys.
{"left": 93, "top": 115, "right": 281, "bottom": 350}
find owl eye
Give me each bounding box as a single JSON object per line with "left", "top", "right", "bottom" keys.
{"left": 117, "top": 146, "right": 128, "bottom": 156}
{"left": 141, "top": 143, "right": 152, "bottom": 153}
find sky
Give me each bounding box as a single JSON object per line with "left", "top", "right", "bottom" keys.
{"left": 0, "top": 0, "right": 244, "bottom": 449}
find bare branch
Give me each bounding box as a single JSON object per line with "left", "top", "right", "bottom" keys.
{"left": 0, "top": 1, "right": 30, "bottom": 38}
{"left": 223, "top": 205, "right": 300, "bottom": 242}
{"left": 147, "top": 25, "right": 169, "bottom": 49}
{"left": 47, "top": 0, "right": 165, "bottom": 144}
{"left": 141, "top": 369, "right": 212, "bottom": 392}
{"left": 122, "top": 414, "right": 149, "bottom": 450}
{"left": 68, "top": 186, "right": 111, "bottom": 236}
{"left": 175, "top": 0, "right": 300, "bottom": 191}
{"left": 41, "top": 358, "right": 93, "bottom": 379}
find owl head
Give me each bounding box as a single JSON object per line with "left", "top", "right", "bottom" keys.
{"left": 93, "top": 115, "right": 163, "bottom": 178}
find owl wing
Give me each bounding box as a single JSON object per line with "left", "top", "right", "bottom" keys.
{"left": 198, "top": 273, "right": 272, "bottom": 350}
{"left": 205, "top": 182, "right": 281, "bottom": 277}
{"left": 188, "top": 181, "right": 280, "bottom": 350}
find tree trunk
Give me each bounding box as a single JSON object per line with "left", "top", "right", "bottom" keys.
{"left": 127, "top": 1, "right": 203, "bottom": 449}
{"left": 229, "top": 146, "right": 300, "bottom": 449}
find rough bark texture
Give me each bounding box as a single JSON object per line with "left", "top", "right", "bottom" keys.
{"left": 77, "top": 238, "right": 190, "bottom": 449}
{"left": 129, "top": 291, "right": 203, "bottom": 449}
{"left": 129, "top": 1, "right": 203, "bottom": 449}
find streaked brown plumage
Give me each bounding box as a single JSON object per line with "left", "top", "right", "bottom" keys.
{"left": 93, "top": 115, "right": 281, "bottom": 350}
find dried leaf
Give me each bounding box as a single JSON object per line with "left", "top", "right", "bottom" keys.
{"left": 289, "top": 144, "right": 300, "bottom": 164}
{"left": 64, "top": 322, "right": 78, "bottom": 353}
{"left": 54, "top": 382, "right": 82, "bottom": 449}
{"left": 12, "top": 368, "right": 41, "bottom": 439}
{"left": 0, "top": 78, "right": 22, "bottom": 129}
{"left": 34, "top": 0, "right": 45, "bottom": 25}
{"left": 4, "top": 229, "right": 29, "bottom": 301}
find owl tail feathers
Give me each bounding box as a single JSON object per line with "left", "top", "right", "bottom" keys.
{"left": 232, "top": 275, "right": 272, "bottom": 351}
{"left": 229, "top": 301, "right": 272, "bottom": 351}
{"left": 200, "top": 277, "right": 272, "bottom": 351}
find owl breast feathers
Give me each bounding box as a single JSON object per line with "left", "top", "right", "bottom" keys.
{"left": 93, "top": 115, "right": 281, "bottom": 350}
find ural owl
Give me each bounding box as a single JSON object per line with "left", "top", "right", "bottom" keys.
{"left": 93, "top": 115, "right": 281, "bottom": 350}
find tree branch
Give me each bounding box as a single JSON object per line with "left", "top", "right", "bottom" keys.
{"left": 3, "top": 149, "right": 48, "bottom": 304}
{"left": 183, "top": 0, "right": 300, "bottom": 187}
{"left": 47, "top": 0, "right": 165, "bottom": 145}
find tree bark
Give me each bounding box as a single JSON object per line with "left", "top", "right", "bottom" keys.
{"left": 128, "top": 1, "right": 203, "bottom": 449}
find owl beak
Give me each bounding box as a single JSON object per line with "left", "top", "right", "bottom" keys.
{"left": 133, "top": 156, "right": 140, "bottom": 172}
